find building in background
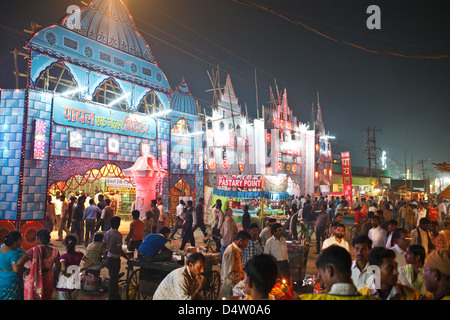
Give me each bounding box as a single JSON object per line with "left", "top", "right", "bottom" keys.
{"left": 312, "top": 96, "right": 333, "bottom": 195}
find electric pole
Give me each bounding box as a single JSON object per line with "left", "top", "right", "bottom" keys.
{"left": 417, "top": 159, "right": 428, "bottom": 180}
{"left": 362, "top": 126, "right": 381, "bottom": 178}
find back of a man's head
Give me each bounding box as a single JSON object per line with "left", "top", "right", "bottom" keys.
{"left": 316, "top": 245, "right": 352, "bottom": 275}
{"left": 244, "top": 254, "right": 278, "bottom": 294}
{"left": 110, "top": 216, "right": 121, "bottom": 229}
{"left": 368, "top": 246, "right": 396, "bottom": 267}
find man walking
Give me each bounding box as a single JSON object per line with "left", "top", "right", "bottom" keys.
{"left": 315, "top": 204, "right": 329, "bottom": 254}
{"left": 193, "top": 198, "right": 208, "bottom": 237}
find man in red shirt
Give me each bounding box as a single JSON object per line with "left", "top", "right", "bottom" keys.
{"left": 125, "top": 210, "right": 145, "bottom": 258}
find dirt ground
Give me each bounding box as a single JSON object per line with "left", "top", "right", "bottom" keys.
{"left": 49, "top": 221, "right": 319, "bottom": 300}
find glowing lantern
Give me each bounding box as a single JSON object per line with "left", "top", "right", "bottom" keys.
{"left": 208, "top": 160, "right": 216, "bottom": 171}
{"left": 222, "top": 160, "right": 229, "bottom": 170}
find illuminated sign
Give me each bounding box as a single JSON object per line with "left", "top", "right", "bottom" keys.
{"left": 160, "top": 140, "right": 168, "bottom": 169}
{"left": 171, "top": 136, "right": 193, "bottom": 153}
{"left": 341, "top": 151, "right": 353, "bottom": 203}
{"left": 53, "top": 96, "right": 157, "bottom": 140}
{"left": 33, "top": 119, "right": 47, "bottom": 160}
{"left": 217, "top": 175, "right": 262, "bottom": 191}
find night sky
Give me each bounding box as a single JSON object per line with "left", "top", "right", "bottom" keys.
{"left": 1, "top": 0, "right": 449, "bottom": 178}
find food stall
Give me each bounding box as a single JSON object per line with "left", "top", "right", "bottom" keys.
{"left": 211, "top": 174, "right": 290, "bottom": 229}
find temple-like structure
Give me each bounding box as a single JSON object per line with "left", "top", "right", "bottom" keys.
{"left": 0, "top": 0, "right": 202, "bottom": 246}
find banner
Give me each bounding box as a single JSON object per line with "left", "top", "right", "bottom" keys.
{"left": 53, "top": 96, "right": 157, "bottom": 140}
{"left": 217, "top": 175, "right": 262, "bottom": 192}
{"left": 341, "top": 151, "right": 353, "bottom": 203}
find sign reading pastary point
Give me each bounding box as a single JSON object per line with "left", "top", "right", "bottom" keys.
{"left": 53, "top": 96, "right": 157, "bottom": 140}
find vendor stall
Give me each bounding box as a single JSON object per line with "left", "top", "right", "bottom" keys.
{"left": 211, "top": 174, "right": 291, "bottom": 229}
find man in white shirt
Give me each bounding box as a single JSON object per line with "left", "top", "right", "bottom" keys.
{"left": 351, "top": 234, "right": 374, "bottom": 290}
{"left": 368, "top": 215, "right": 387, "bottom": 248}
{"left": 170, "top": 200, "right": 186, "bottom": 239}
{"left": 264, "top": 223, "right": 290, "bottom": 280}
{"left": 259, "top": 218, "right": 276, "bottom": 247}
{"left": 54, "top": 195, "right": 63, "bottom": 240}
{"left": 438, "top": 200, "right": 448, "bottom": 224}
{"left": 415, "top": 203, "right": 427, "bottom": 227}
{"left": 153, "top": 252, "right": 206, "bottom": 300}
{"left": 391, "top": 228, "right": 411, "bottom": 269}
{"left": 322, "top": 223, "right": 350, "bottom": 252}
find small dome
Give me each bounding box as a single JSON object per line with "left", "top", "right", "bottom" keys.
{"left": 170, "top": 78, "right": 197, "bottom": 116}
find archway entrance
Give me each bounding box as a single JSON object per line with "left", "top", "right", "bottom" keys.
{"left": 169, "top": 179, "right": 194, "bottom": 215}
{"left": 48, "top": 164, "right": 136, "bottom": 219}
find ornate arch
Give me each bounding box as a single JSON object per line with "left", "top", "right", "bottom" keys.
{"left": 34, "top": 61, "right": 79, "bottom": 95}
{"left": 91, "top": 77, "right": 129, "bottom": 110}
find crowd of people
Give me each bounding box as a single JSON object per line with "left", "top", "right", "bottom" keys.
{"left": 1, "top": 190, "right": 449, "bottom": 301}
{"left": 287, "top": 194, "right": 450, "bottom": 300}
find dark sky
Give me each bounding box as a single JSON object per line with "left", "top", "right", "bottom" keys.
{"left": 1, "top": 0, "right": 449, "bottom": 178}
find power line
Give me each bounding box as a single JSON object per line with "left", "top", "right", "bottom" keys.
{"left": 233, "top": 0, "right": 450, "bottom": 59}
{"left": 134, "top": 2, "right": 358, "bottom": 130}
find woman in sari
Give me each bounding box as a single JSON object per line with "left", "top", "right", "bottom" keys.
{"left": 0, "top": 231, "right": 24, "bottom": 300}
{"left": 17, "top": 229, "right": 61, "bottom": 300}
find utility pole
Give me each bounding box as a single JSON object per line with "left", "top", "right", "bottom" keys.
{"left": 417, "top": 159, "right": 428, "bottom": 180}
{"left": 362, "top": 126, "right": 381, "bottom": 178}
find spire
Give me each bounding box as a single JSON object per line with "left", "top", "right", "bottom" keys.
{"left": 281, "top": 88, "right": 288, "bottom": 113}
{"left": 310, "top": 102, "right": 315, "bottom": 126}
{"left": 219, "top": 74, "right": 240, "bottom": 114}
{"left": 316, "top": 91, "right": 323, "bottom": 125}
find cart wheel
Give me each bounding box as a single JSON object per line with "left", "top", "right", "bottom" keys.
{"left": 203, "top": 270, "right": 221, "bottom": 300}
{"left": 126, "top": 268, "right": 149, "bottom": 300}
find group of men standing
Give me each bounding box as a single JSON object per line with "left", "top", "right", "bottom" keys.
{"left": 45, "top": 189, "right": 121, "bottom": 246}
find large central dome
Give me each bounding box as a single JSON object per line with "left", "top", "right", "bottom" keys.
{"left": 62, "top": 0, "right": 155, "bottom": 63}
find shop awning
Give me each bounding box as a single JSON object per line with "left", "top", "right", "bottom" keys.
{"left": 213, "top": 188, "right": 290, "bottom": 200}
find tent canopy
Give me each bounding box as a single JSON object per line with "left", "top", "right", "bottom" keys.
{"left": 438, "top": 185, "right": 450, "bottom": 198}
